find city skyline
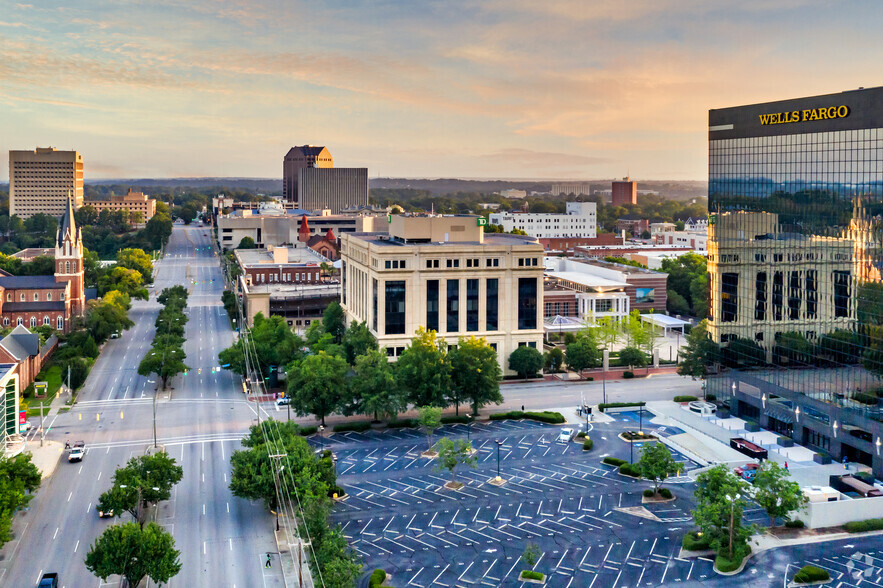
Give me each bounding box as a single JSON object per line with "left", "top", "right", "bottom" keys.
{"left": 2, "top": 1, "right": 882, "bottom": 181}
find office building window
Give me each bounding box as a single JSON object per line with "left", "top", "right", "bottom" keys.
{"left": 788, "top": 271, "right": 801, "bottom": 320}
{"left": 755, "top": 272, "right": 767, "bottom": 321}
{"left": 446, "top": 259, "right": 460, "bottom": 268}
{"left": 805, "top": 270, "right": 816, "bottom": 318}
{"left": 720, "top": 273, "right": 738, "bottom": 323}
{"left": 384, "top": 281, "right": 406, "bottom": 335}
{"left": 772, "top": 271, "right": 783, "bottom": 321}
{"left": 447, "top": 279, "right": 459, "bottom": 332}
{"left": 57, "top": 316, "right": 63, "bottom": 329}
{"left": 518, "top": 277, "right": 537, "bottom": 330}
{"left": 372, "top": 278, "right": 378, "bottom": 332}
{"left": 427, "top": 280, "right": 439, "bottom": 332}
{"left": 834, "top": 271, "right": 850, "bottom": 318}
{"left": 486, "top": 278, "right": 498, "bottom": 331}
{"left": 426, "top": 259, "right": 440, "bottom": 269}
{"left": 466, "top": 279, "right": 479, "bottom": 332}
{"left": 486, "top": 258, "right": 499, "bottom": 267}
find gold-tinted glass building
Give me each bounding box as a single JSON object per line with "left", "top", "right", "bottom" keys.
{"left": 707, "top": 87, "right": 883, "bottom": 475}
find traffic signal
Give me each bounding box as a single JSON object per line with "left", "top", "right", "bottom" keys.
{"left": 198, "top": 368, "right": 202, "bottom": 375}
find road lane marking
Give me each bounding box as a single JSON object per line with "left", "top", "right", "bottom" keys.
{"left": 53, "top": 527, "right": 58, "bottom": 539}
{"left": 67, "top": 492, "right": 72, "bottom": 502}
{"left": 74, "top": 540, "right": 79, "bottom": 553}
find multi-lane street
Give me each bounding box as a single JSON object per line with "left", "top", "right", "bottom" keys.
{"left": 0, "top": 225, "right": 282, "bottom": 587}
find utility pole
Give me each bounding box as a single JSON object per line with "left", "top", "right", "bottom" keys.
{"left": 40, "top": 401, "right": 44, "bottom": 447}
{"left": 269, "top": 454, "right": 286, "bottom": 532}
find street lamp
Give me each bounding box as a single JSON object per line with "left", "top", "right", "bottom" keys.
{"left": 318, "top": 425, "right": 325, "bottom": 449}
{"left": 794, "top": 406, "right": 800, "bottom": 422}
{"left": 877, "top": 437, "right": 881, "bottom": 457}
{"left": 495, "top": 440, "right": 503, "bottom": 482}
{"left": 724, "top": 493, "right": 741, "bottom": 560}
{"left": 466, "top": 414, "right": 472, "bottom": 443}
{"left": 761, "top": 393, "right": 767, "bottom": 409}
{"left": 701, "top": 380, "right": 707, "bottom": 401}
{"left": 832, "top": 420, "right": 838, "bottom": 438}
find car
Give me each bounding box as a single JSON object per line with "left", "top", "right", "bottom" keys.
{"left": 68, "top": 440, "right": 85, "bottom": 462}
{"left": 734, "top": 462, "right": 761, "bottom": 482}
{"left": 39, "top": 573, "right": 59, "bottom": 588}
{"left": 276, "top": 396, "right": 291, "bottom": 406}
{"left": 97, "top": 506, "right": 114, "bottom": 518}
{"left": 557, "top": 428, "right": 574, "bottom": 443}
{"left": 110, "top": 332, "right": 121, "bottom": 339}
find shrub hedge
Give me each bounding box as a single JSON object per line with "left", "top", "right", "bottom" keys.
{"left": 576, "top": 431, "right": 587, "bottom": 438}
{"left": 681, "top": 530, "right": 711, "bottom": 551}
{"left": 784, "top": 519, "right": 805, "bottom": 529}
{"left": 619, "top": 463, "right": 641, "bottom": 477}
{"left": 440, "top": 415, "right": 472, "bottom": 424}
{"left": 845, "top": 518, "right": 883, "bottom": 532}
{"left": 369, "top": 569, "right": 387, "bottom": 587}
{"left": 598, "top": 402, "right": 646, "bottom": 412}
{"left": 715, "top": 542, "right": 751, "bottom": 573}
{"left": 623, "top": 371, "right": 635, "bottom": 379}
{"left": 298, "top": 425, "right": 318, "bottom": 436}
{"left": 488, "top": 410, "right": 565, "bottom": 424}
{"left": 643, "top": 488, "right": 654, "bottom": 497}
{"left": 332, "top": 421, "right": 372, "bottom": 433}
{"left": 582, "top": 438, "right": 593, "bottom": 451}
{"left": 793, "top": 565, "right": 830, "bottom": 584}
{"left": 603, "top": 456, "right": 627, "bottom": 467}
{"left": 521, "top": 570, "right": 544, "bottom": 581}
{"left": 659, "top": 488, "right": 673, "bottom": 499}
{"left": 673, "top": 395, "right": 699, "bottom": 403}
{"left": 387, "top": 418, "right": 418, "bottom": 429}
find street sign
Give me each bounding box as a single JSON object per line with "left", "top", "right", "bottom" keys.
{"left": 19, "top": 410, "right": 26, "bottom": 433}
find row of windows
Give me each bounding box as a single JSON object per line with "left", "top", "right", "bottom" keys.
{"left": 251, "top": 272, "right": 317, "bottom": 283}
{"left": 1, "top": 316, "right": 63, "bottom": 328}
{"left": 517, "top": 258, "right": 539, "bottom": 267}
{"left": 6, "top": 291, "right": 63, "bottom": 302}
{"left": 719, "top": 270, "right": 849, "bottom": 323}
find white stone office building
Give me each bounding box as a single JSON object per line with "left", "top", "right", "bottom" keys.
{"left": 340, "top": 215, "right": 545, "bottom": 374}
{"left": 488, "top": 202, "right": 597, "bottom": 239}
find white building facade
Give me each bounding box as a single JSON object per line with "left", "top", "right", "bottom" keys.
{"left": 489, "top": 202, "right": 597, "bottom": 239}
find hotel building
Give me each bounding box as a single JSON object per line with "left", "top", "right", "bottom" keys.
{"left": 706, "top": 87, "right": 883, "bottom": 475}
{"left": 340, "top": 216, "right": 545, "bottom": 374}
{"left": 9, "top": 147, "right": 84, "bottom": 218}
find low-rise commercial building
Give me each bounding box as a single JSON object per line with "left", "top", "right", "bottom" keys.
{"left": 0, "top": 363, "right": 20, "bottom": 452}
{"left": 489, "top": 202, "right": 597, "bottom": 239}
{"left": 84, "top": 189, "right": 157, "bottom": 226}
{"left": 237, "top": 276, "right": 340, "bottom": 333}
{"left": 545, "top": 257, "right": 667, "bottom": 313}
{"left": 340, "top": 215, "right": 545, "bottom": 373}
{"left": 234, "top": 244, "right": 332, "bottom": 286}
{"left": 654, "top": 230, "right": 708, "bottom": 250}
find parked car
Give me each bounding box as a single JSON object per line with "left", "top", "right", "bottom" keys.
{"left": 734, "top": 463, "right": 760, "bottom": 482}
{"left": 276, "top": 396, "right": 291, "bottom": 406}
{"left": 557, "top": 428, "right": 574, "bottom": 443}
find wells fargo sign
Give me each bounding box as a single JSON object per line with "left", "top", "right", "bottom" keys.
{"left": 759, "top": 105, "right": 849, "bottom": 125}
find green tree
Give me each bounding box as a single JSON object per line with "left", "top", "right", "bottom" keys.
{"left": 637, "top": 442, "right": 682, "bottom": 493}
{"left": 116, "top": 248, "right": 154, "bottom": 282}
{"left": 753, "top": 462, "right": 808, "bottom": 527}
{"left": 138, "top": 343, "right": 188, "bottom": 390}
{"left": 677, "top": 320, "right": 720, "bottom": 379}
{"left": 82, "top": 248, "right": 104, "bottom": 287}
{"left": 57, "top": 357, "right": 89, "bottom": 389}
{"left": 98, "top": 266, "right": 148, "bottom": 300}
{"left": 594, "top": 316, "right": 621, "bottom": 350}
{"left": 667, "top": 289, "right": 690, "bottom": 315}
{"left": 689, "top": 274, "right": 708, "bottom": 318}
{"left": 350, "top": 349, "right": 404, "bottom": 421}
{"left": 544, "top": 347, "right": 564, "bottom": 372}
{"left": 158, "top": 285, "right": 189, "bottom": 307}
{"left": 0, "top": 453, "right": 41, "bottom": 548}
{"left": 450, "top": 336, "right": 502, "bottom": 415}
{"left": 218, "top": 340, "right": 247, "bottom": 376}
{"left": 692, "top": 465, "right": 753, "bottom": 558}
{"left": 508, "top": 345, "right": 543, "bottom": 379}
{"left": 85, "top": 296, "right": 135, "bottom": 343}
{"left": 85, "top": 522, "right": 181, "bottom": 588}
{"left": 619, "top": 346, "right": 648, "bottom": 369}
{"left": 623, "top": 310, "right": 651, "bottom": 350}
{"left": 566, "top": 334, "right": 601, "bottom": 375}
{"left": 237, "top": 236, "right": 256, "bottom": 249}
{"left": 287, "top": 351, "right": 348, "bottom": 426}
{"left": 662, "top": 253, "right": 707, "bottom": 314}
{"left": 342, "top": 320, "right": 377, "bottom": 365}
{"left": 396, "top": 328, "right": 451, "bottom": 407}
{"left": 97, "top": 452, "right": 184, "bottom": 526}
{"left": 418, "top": 406, "right": 442, "bottom": 454}
{"left": 322, "top": 301, "right": 346, "bottom": 343}
{"left": 221, "top": 290, "right": 238, "bottom": 322}
{"left": 435, "top": 437, "right": 477, "bottom": 486}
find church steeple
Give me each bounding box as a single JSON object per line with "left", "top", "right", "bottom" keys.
{"left": 57, "top": 193, "right": 78, "bottom": 249}
{"left": 54, "top": 193, "right": 85, "bottom": 317}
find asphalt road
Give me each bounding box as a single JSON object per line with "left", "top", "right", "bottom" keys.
{"left": 0, "top": 225, "right": 283, "bottom": 588}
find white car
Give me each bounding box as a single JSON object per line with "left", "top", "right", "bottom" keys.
{"left": 557, "top": 428, "right": 574, "bottom": 443}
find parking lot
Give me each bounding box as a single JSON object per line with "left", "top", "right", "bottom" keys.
{"left": 319, "top": 417, "right": 735, "bottom": 587}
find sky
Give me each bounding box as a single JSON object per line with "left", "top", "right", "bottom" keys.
{"left": 1, "top": 0, "right": 882, "bottom": 181}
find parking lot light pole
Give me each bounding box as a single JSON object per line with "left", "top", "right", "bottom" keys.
{"left": 630, "top": 435, "right": 634, "bottom": 464}
{"left": 495, "top": 440, "right": 503, "bottom": 481}
{"left": 466, "top": 414, "right": 472, "bottom": 443}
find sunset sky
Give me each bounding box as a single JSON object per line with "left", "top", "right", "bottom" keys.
{"left": 1, "top": 0, "right": 881, "bottom": 181}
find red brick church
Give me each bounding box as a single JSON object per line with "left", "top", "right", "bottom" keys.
{"left": 0, "top": 197, "right": 85, "bottom": 332}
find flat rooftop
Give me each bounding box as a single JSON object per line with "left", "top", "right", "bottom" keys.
{"left": 235, "top": 247, "right": 325, "bottom": 266}
{"left": 347, "top": 231, "right": 540, "bottom": 248}
{"left": 545, "top": 270, "right": 629, "bottom": 289}
{"left": 245, "top": 283, "right": 340, "bottom": 297}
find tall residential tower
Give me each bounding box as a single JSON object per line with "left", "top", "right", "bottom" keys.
{"left": 9, "top": 147, "right": 84, "bottom": 218}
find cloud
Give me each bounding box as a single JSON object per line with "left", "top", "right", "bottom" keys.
{"left": 480, "top": 149, "right": 609, "bottom": 169}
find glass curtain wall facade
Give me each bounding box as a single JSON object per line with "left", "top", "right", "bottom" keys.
{"left": 707, "top": 87, "right": 883, "bottom": 473}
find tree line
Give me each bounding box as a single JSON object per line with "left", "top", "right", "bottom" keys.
{"left": 218, "top": 302, "right": 504, "bottom": 425}
{"left": 138, "top": 286, "right": 190, "bottom": 389}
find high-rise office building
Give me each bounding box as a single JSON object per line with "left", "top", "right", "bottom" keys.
{"left": 611, "top": 177, "right": 637, "bottom": 206}
{"left": 706, "top": 87, "right": 883, "bottom": 475}
{"left": 9, "top": 147, "right": 84, "bottom": 218}
{"left": 282, "top": 145, "right": 333, "bottom": 203}
{"left": 298, "top": 167, "right": 368, "bottom": 213}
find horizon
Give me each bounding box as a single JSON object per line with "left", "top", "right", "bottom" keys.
{"left": 2, "top": 2, "right": 881, "bottom": 181}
